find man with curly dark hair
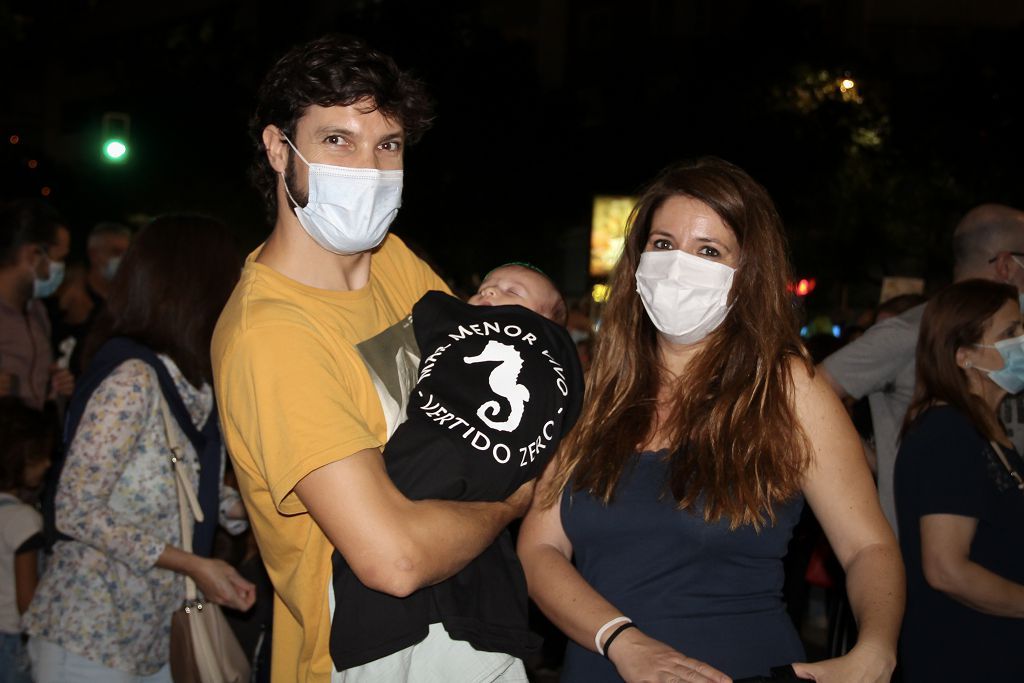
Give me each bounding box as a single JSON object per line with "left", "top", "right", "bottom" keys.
{"left": 212, "top": 35, "right": 533, "bottom": 682}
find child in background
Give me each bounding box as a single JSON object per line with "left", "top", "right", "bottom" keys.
{"left": 0, "top": 398, "right": 54, "bottom": 683}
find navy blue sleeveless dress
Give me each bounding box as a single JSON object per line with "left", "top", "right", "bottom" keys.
{"left": 560, "top": 451, "right": 805, "bottom": 681}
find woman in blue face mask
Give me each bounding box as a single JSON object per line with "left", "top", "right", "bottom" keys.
{"left": 895, "top": 278, "right": 1024, "bottom": 682}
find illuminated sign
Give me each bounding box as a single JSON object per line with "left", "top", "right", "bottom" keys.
{"left": 590, "top": 195, "right": 637, "bottom": 277}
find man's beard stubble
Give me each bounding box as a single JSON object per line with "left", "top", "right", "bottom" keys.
{"left": 284, "top": 152, "right": 309, "bottom": 208}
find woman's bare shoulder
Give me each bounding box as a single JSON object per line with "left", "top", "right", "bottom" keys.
{"left": 785, "top": 354, "right": 850, "bottom": 424}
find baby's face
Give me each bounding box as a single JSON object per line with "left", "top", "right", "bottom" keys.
{"left": 468, "top": 266, "right": 559, "bottom": 320}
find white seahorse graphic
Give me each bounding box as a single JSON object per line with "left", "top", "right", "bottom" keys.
{"left": 463, "top": 340, "right": 531, "bottom": 432}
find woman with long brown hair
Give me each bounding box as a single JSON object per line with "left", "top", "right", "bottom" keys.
{"left": 895, "top": 279, "right": 1024, "bottom": 681}
{"left": 517, "top": 157, "right": 903, "bottom": 682}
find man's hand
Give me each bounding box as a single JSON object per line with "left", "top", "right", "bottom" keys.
{"left": 0, "top": 372, "right": 13, "bottom": 398}
{"left": 504, "top": 479, "right": 536, "bottom": 519}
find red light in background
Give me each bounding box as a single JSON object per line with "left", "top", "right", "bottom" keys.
{"left": 27, "top": 160, "right": 38, "bottom": 169}
{"left": 9, "top": 135, "right": 19, "bottom": 144}
{"left": 789, "top": 278, "right": 817, "bottom": 297}
{"left": 40, "top": 187, "right": 51, "bottom": 197}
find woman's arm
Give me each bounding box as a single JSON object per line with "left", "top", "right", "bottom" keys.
{"left": 156, "top": 544, "right": 255, "bottom": 611}
{"left": 517, "top": 463, "right": 730, "bottom": 683}
{"left": 920, "top": 513, "right": 1024, "bottom": 617}
{"left": 793, "top": 364, "right": 904, "bottom": 682}
{"left": 13, "top": 548, "right": 39, "bottom": 614}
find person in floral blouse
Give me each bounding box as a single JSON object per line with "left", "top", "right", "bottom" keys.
{"left": 23, "top": 214, "right": 255, "bottom": 682}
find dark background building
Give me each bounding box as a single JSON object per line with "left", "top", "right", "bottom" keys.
{"left": 3, "top": 0, "right": 1023, "bottom": 320}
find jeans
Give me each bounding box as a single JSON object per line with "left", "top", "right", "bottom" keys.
{"left": 27, "top": 638, "right": 171, "bottom": 683}
{"left": 0, "top": 632, "right": 31, "bottom": 683}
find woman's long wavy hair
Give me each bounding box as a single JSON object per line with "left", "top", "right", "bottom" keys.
{"left": 543, "top": 157, "right": 812, "bottom": 529}
{"left": 902, "top": 279, "right": 1017, "bottom": 443}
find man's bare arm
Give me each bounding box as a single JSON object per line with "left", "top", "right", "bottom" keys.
{"left": 294, "top": 448, "right": 531, "bottom": 597}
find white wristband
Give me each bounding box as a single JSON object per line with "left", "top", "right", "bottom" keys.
{"left": 595, "top": 616, "right": 631, "bottom": 656}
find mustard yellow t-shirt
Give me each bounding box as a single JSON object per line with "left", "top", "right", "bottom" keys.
{"left": 211, "top": 234, "right": 448, "bottom": 682}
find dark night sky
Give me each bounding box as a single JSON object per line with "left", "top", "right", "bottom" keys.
{"left": 3, "top": 0, "right": 1024, "bottom": 315}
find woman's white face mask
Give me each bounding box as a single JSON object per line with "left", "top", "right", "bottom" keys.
{"left": 280, "top": 133, "right": 403, "bottom": 255}
{"left": 635, "top": 249, "right": 735, "bottom": 345}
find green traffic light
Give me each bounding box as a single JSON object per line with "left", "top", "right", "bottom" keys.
{"left": 103, "top": 139, "right": 128, "bottom": 162}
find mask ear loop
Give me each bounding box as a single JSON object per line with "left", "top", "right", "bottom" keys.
{"left": 278, "top": 131, "right": 311, "bottom": 210}
{"left": 970, "top": 340, "right": 1019, "bottom": 374}
{"left": 279, "top": 132, "right": 312, "bottom": 166}
{"left": 280, "top": 172, "right": 302, "bottom": 210}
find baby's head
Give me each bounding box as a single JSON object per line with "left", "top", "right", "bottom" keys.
{"left": 468, "top": 263, "right": 567, "bottom": 326}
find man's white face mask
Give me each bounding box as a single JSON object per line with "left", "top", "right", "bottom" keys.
{"left": 280, "top": 133, "right": 403, "bottom": 255}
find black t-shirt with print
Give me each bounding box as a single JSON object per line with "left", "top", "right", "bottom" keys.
{"left": 895, "top": 404, "right": 1024, "bottom": 682}
{"left": 330, "top": 291, "right": 584, "bottom": 670}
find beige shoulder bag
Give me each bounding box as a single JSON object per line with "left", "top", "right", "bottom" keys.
{"left": 159, "top": 396, "right": 251, "bottom": 683}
